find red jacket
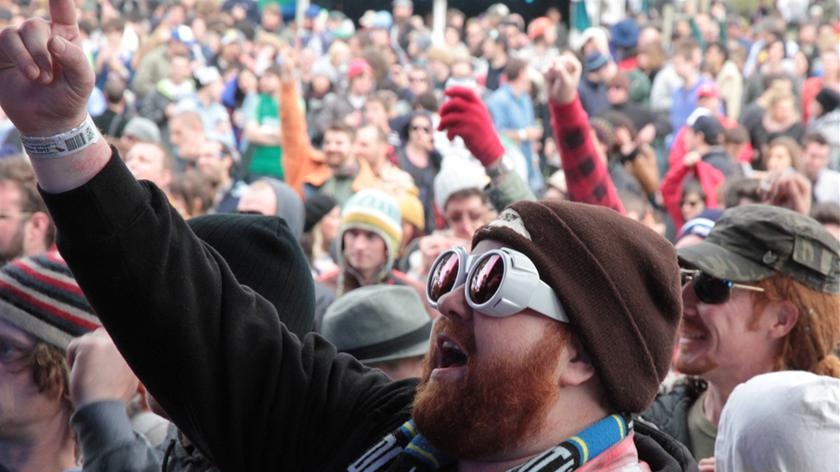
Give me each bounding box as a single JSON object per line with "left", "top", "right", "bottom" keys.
{"left": 669, "top": 115, "right": 753, "bottom": 165}
{"left": 660, "top": 157, "right": 725, "bottom": 230}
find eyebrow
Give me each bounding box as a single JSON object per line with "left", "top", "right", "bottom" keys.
{"left": 0, "top": 332, "right": 34, "bottom": 349}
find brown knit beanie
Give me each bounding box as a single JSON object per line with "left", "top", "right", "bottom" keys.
{"left": 473, "top": 201, "right": 682, "bottom": 413}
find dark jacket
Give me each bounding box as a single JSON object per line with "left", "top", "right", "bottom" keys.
{"left": 43, "top": 151, "right": 695, "bottom": 472}
{"left": 640, "top": 377, "right": 708, "bottom": 451}
{"left": 701, "top": 148, "right": 740, "bottom": 178}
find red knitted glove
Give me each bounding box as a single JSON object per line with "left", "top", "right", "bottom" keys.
{"left": 438, "top": 86, "right": 505, "bottom": 167}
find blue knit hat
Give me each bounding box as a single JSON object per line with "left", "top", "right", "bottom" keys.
{"left": 610, "top": 19, "right": 640, "bottom": 49}
{"left": 584, "top": 51, "right": 609, "bottom": 73}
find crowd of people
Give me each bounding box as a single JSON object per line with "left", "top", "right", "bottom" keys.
{"left": 0, "top": 0, "right": 838, "bottom": 471}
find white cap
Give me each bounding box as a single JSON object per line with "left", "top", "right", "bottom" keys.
{"left": 194, "top": 66, "right": 221, "bottom": 88}
{"left": 433, "top": 157, "right": 489, "bottom": 212}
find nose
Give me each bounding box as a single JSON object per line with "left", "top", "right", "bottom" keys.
{"left": 346, "top": 235, "right": 363, "bottom": 251}
{"left": 681, "top": 282, "right": 699, "bottom": 316}
{"left": 436, "top": 282, "right": 473, "bottom": 323}
{"left": 453, "top": 220, "right": 472, "bottom": 240}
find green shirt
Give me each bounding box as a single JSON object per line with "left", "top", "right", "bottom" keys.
{"left": 319, "top": 175, "right": 355, "bottom": 208}
{"left": 687, "top": 392, "right": 717, "bottom": 460}
{"left": 248, "top": 93, "right": 284, "bottom": 179}
{"left": 258, "top": 0, "right": 293, "bottom": 12}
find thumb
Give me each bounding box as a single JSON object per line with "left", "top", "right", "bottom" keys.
{"left": 48, "top": 35, "right": 93, "bottom": 96}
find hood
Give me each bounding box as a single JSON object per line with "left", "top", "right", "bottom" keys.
{"left": 262, "top": 179, "right": 305, "bottom": 239}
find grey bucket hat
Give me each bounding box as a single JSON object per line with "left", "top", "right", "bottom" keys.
{"left": 321, "top": 285, "right": 431, "bottom": 364}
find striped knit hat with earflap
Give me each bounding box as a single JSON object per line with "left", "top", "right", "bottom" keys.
{"left": 340, "top": 189, "right": 403, "bottom": 269}
{"left": 0, "top": 251, "right": 98, "bottom": 350}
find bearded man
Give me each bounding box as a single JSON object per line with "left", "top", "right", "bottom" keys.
{"left": 0, "top": 9, "right": 695, "bottom": 470}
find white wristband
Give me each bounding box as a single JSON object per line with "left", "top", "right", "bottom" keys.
{"left": 21, "top": 115, "right": 101, "bottom": 159}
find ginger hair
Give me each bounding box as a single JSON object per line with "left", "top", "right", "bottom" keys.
{"left": 753, "top": 274, "right": 840, "bottom": 378}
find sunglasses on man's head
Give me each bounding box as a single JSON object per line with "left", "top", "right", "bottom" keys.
{"left": 426, "top": 246, "right": 568, "bottom": 322}
{"left": 680, "top": 269, "right": 764, "bottom": 304}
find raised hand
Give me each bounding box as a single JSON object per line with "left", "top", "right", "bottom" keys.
{"left": 683, "top": 151, "right": 702, "bottom": 167}
{"left": 544, "top": 53, "right": 582, "bottom": 106}
{"left": 67, "top": 328, "right": 141, "bottom": 409}
{"left": 0, "top": 0, "right": 94, "bottom": 136}
{"left": 437, "top": 86, "right": 504, "bottom": 167}
{"left": 761, "top": 170, "right": 812, "bottom": 215}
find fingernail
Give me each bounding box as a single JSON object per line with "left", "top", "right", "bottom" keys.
{"left": 26, "top": 65, "right": 39, "bottom": 79}
{"left": 41, "top": 71, "right": 52, "bottom": 83}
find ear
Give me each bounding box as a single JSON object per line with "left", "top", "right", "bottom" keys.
{"left": 558, "top": 335, "right": 597, "bottom": 387}
{"left": 767, "top": 300, "right": 800, "bottom": 339}
{"left": 24, "top": 212, "right": 51, "bottom": 252}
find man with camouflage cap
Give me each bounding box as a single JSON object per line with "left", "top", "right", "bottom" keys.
{"left": 643, "top": 204, "right": 840, "bottom": 462}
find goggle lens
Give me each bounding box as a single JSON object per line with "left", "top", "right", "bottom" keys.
{"left": 429, "top": 251, "right": 461, "bottom": 303}
{"left": 469, "top": 254, "right": 504, "bottom": 305}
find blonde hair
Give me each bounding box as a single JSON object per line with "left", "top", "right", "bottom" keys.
{"left": 764, "top": 85, "right": 795, "bottom": 109}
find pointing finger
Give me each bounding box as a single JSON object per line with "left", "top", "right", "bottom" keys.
{"left": 49, "top": 0, "right": 80, "bottom": 42}
{"left": 0, "top": 28, "right": 40, "bottom": 80}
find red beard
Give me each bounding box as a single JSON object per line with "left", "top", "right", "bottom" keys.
{"left": 412, "top": 317, "right": 568, "bottom": 460}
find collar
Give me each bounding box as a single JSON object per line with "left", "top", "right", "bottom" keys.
{"left": 349, "top": 415, "right": 632, "bottom": 472}
{"left": 509, "top": 415, "right": 633, "bottom": 471}
{"left": 334, "top": 161, "right": 359, "bottom": 178}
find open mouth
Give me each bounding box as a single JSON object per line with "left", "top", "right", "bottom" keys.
{"left": 679, "top": 319, "right": 709, "bottom": 345}
{"left": 439, "top": 339, "right": 468, "bottom": 367}
{"left": 432, "top": 335, "right": 469, "bottom": 380}
{"left": 679, "top": 331, "right": 707, "bottom": 344}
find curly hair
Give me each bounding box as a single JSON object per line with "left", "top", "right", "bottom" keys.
{"left": 5, "top": 340, "right": 75, "bottom": 425}
{"left": 752, "top": 274, "right": 840, "bottom": 378}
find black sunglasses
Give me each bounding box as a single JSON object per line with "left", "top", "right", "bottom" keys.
{"left": 680, "top": 269, "right": 764, "bottom": 304}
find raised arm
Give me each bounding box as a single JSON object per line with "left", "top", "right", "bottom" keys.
{"left": 0, "top": 0, "right": 110, "bottom": 192}
{"left": 437, "top": 86, "right": 535, "bottom": 208}
{"left": 279, "top": 59, "right": 331, "bottom": 197}
{"left": 544, "top": 54, "right": 625, "bottom": 214}
{"left": 0, "top": 5, "right": 414, "bottom": 470}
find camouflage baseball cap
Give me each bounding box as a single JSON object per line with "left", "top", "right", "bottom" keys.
{"left": 677, "top": 205, "right": 840, "bottom": 294}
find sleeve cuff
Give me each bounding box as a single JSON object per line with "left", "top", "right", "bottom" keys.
{"left": 71, "top": 400, "right": 138, "bottom": 457}
{"left": 39, "top": 148, "right": 153, "bottom": 243}
{"left": 549, "top": 96, "right": 588, "bottom": 127}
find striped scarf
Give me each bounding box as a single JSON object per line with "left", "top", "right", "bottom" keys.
{"left": 349, "top": 414, "right": 632, "bottom": 472}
